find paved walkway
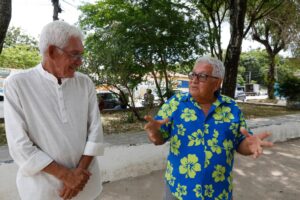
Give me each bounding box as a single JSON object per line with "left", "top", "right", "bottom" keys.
{"left": 99, "top": 138, "right": 300, "bottom": 200}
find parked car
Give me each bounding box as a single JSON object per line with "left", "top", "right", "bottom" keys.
{"left": 235, "top": 86, "right": 246, "bottom": 102}
{"left": 97, "top": 91, "right": 122, "bottom": 110}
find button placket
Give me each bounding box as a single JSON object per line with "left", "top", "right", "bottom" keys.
{"left": 57, "top": 86, "right": 68, "bottom": 123}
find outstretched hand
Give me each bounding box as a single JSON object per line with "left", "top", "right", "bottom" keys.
{"left": 240, "top": 127, "right": 273, "bottom": 159}
{"left": 144, "top": 115, "right": 169, "bottom": 145}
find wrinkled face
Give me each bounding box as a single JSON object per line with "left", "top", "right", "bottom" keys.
{"left": 52, "top": 36, "right": 84, "bottom": 78}
{"left": 189, "top": 62, "right": 222, "bottom": 101}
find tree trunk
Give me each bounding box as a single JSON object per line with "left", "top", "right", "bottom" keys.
{"left": 267, "top": 55, "right": 275, "bottom": 99}
{"left": 163, "top": 69, "right": 173, "bottom": 99}
{"left": 222, "top": 0, "right": 247, "bottom": 98}
{"left": 52, "top": 0, "right": 62, "bottom": 21}
{"left": 0, "top": 0, "right": 11, "bottom": 53}
{"left": 151, "top": 70, "right": 164, "bottom": 104}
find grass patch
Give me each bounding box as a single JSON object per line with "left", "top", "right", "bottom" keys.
{"left": 0, "top": 123, "right": 6, "bottom": 146}
{"left": 1, "top": 103, "right": 300, "bottom": 146}
{"left": 238, "top": 103, "right": 300, "bottom": 119}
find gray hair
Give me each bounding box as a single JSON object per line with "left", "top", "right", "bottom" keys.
{"left": 39, "top": 21, "right": 84, "bottom": 55}
{"left": 194, "top": 56, "right": 225, "bottom": 79}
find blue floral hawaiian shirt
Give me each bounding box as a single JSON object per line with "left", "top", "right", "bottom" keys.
{"left": 155, "top": 92, "right": 251, "bottom": 200}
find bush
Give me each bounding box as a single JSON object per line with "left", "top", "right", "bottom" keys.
{"left": 278, "top": 75, "right": 300, "bottom": 100}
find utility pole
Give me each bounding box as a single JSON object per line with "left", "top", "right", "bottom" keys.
{"left": 248, "top": 71, "right": 251, "bottom": 84}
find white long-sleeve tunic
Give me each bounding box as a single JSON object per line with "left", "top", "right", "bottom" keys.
{"left": 4, "top": 64, "right": 105, "bottom": 200}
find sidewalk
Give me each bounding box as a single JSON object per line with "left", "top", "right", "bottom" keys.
{"left": 1, "top": 114, "right": 300, "bottom": 199}
{"left": 99, "top": 138, "right": 300, "bottom": 200}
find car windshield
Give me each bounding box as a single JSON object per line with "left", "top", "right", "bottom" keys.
{"left": 100, "top": 93, "right": 116, "bottom": 100}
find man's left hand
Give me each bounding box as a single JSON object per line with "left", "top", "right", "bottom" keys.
{"left": 240, "top": 127, "right": 273, "bottom": 158}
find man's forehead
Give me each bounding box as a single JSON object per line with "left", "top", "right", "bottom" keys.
{"left": 65, "top": 37, "right": 84, "bottom": 51}
{"left": 193, "top": 62, "right": 212, "bottom": 72}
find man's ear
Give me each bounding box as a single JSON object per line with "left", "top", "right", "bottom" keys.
{"left": 215, "top": 79, "right": 223, "bottom": 91}
{"left": 48, "top": 45, "right": 57, "bottom": 59}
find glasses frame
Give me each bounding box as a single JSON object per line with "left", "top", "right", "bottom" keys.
{"left": 55, "top": 46, "right": 83, "bottom": 61}
{"left": 188, "top": 72, "right": 219, "bottom": 82}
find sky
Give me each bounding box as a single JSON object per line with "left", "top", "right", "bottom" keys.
{"left": 10, "top": 0, "right": 85, "bottom": 38}
{"left": 10, "top": 0, "right": 264, "bottom": 52}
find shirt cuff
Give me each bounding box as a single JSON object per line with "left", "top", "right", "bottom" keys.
{"left": 83, "top": 141, "right": 105, "bottom": 156}
{"left": 20, "top": 151, "right": 53, "bottom": 176}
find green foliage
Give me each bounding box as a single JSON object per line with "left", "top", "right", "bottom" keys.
{"left": 278, "top": 75, "right": 300, "bottom": 100}
{"left": 239, "top": 50, "right": 269, "bottom": 85}
{"left": 0, "top": 27, "right": 40, "bottom": 69}
{"left": 284, "top": 58, "right": 300, "bottom": 71}
{"left": 4, "top": 27, "right": 38, "bottom": 49}
{"left": 236, "top": 66, "right": 246, "bottom": 86}
{"left": 191, "top": 0, "right": 229, "bottom": 60}
{"left": 239, "top": 49, "right": 298, "bottom": 87}
{"left": 79, "top": 0, "right": 207, "bottom": 103}
{"left": 0, "top": 44, "right": 41, "bottom": 69}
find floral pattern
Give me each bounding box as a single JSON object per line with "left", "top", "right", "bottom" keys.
{"left": 179, "top": 154, "right": 201, "bottom": 178}
{"left": 174, "top": 184, "right": 187, "bottom": 200}
{"left": 213, "top": 106, "right": 234, "bottom": 123}
{"left": 177, "top": 124, "right": 186, "bottom": 136}
{"left": 188, "top": 129, "right": 204, "bottom": 146}
{"left": 193, "top": 184, "right": 204, "bottom": 199}
{"left": 165, "top": 161, "right": 176, "bottom": 186}
{"left": 155, "top": 92, "right": 249, "bottom": 199}
{"left": 204, "top": 184, "right": 214, "bottom": 198}
{"left": 212, "top": 165, "right": 226, "bottom": 182}
{"left": 180, "top": 108, "right": 197, "bottom": 122}
{"left": 170, "top": 135, "right": 181, "bottom": 156}
{"left": 215, "top": 189, "right": 229, "bottom": 200}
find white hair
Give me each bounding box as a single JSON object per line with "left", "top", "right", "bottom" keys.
{"left": 194, "top": 56, "right": 225, "bottom": 79}
{"left": 39, "top": 21, "right": 84, "bottom": 55}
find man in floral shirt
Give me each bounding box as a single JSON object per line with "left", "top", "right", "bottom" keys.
{"left": 144, "top": 56, "right": 273, "bottom": 200}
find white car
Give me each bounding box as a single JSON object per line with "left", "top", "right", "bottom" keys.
{"left": 235, "top": 86, "right": 246, "bottom": 102}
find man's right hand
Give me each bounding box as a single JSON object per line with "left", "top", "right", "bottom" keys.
{"left": 59, "top": 168, "right": 91, "bottom": 199}
{"left": 144, "top": 115, "right": 169, "bottom": 145}
{"left": 43, "top": 162, "right": 91, "bottom": 199}
{"left": 61, "top": 167, "right": 91, "bottom": 190}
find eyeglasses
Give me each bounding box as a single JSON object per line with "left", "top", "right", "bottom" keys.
{"left": 188, "top": 72, "right": 219, "bottom": 82}
{"left": 55, "top": 46, "right": 84, "bottom": 61}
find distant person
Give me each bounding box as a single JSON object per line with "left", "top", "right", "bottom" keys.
{"left": 144, "top": 56, "right": 273, "bottom": 200}
{"left": 4, "top": 21, "right": 104, "bottom": 200}
{"left": 144, "top": 89, "right": 154, "bottom": 108}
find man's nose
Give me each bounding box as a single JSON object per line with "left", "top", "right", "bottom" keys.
{"left": 190, "top": 76, "right": 199, "bottom": 84}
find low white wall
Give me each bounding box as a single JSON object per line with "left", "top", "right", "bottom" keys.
{"left": 99, "top": 143, "right": 169, "bottom": 182}
{"left": 251, "top": 121, "right": 300, "bottom": 142}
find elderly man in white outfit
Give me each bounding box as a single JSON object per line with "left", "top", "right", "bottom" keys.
{"left": 4, "top": 21, "right": 104, "bottom": 200}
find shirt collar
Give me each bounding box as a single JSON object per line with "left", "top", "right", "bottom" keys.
{"left": 37, "top": 64, "right": 72, "bottom": 85}
{"left": 182, "top": 91, "right": 226, "bottom": 107}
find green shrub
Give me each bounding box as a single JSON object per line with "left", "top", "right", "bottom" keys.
{"left": 278, "top": 75, "right": 300, "bottom": 100}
